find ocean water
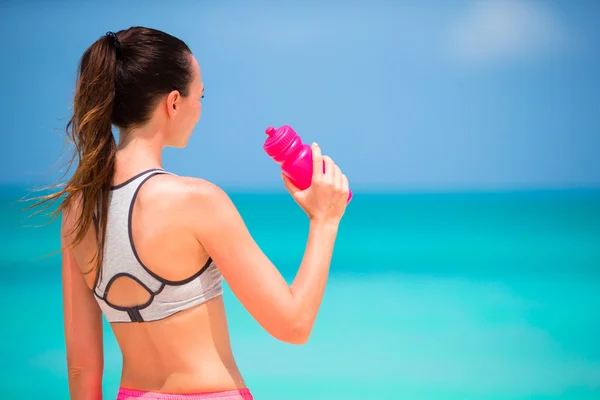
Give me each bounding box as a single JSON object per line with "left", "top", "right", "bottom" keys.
{"left": 1, "top": 187, "right": 599, "bottom": 400}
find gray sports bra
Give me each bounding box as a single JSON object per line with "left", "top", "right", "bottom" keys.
{"left": 93, "top": 168, "right": 223, "bottom": 323}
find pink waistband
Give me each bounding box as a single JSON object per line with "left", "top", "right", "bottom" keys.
{"left": 117, "top": 387, "right": 253, "bottom": 400}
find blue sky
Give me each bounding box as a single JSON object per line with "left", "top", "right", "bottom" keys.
{"left": 0, "top": 0, "right": 598, "bottom": 191}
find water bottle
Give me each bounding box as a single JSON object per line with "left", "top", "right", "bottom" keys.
{"left": 263, "top": 125, "right": 352, "bottom": 204}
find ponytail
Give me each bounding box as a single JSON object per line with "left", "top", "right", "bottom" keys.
{"left": 29, "top": 27, "right": 194, "bottom": 275}
{"left": 31, "top": 33, "right": 119, "bottom": 272}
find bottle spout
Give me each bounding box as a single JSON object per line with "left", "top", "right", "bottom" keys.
{"left": 265, "top": 126, "right": 276, "bottom": 136}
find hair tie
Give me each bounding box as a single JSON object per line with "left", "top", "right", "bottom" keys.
{"left": 106, "top": 31, "right": 121, "bottom": 50}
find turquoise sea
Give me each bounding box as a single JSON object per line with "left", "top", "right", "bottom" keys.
{"left": 1, "top": 187, "right": 599, "bottom": 399}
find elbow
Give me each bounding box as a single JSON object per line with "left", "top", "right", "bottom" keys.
{"left": 285, "top": 324, "right": 311, "bottom": 345}
{"left": 66, "top": 357, "right": 101, "bottom": 380}
{"left": 68, "top": 366, "right": 85, "bottom": 381}
{"left": 66, "top": 362, "right": 103, "bottom": 397}
{"left": 263, "top": 301, "right": 315, "bottom": 344}
{"left": 67, "top": 364, "right": 100, "bottom": 382}
{"left": 273, "top": 318, "right": 312, "bottom": 345}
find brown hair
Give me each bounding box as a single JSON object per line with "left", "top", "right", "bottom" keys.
{"left": 30, "top": 26, "right": 194, "bottom": 272}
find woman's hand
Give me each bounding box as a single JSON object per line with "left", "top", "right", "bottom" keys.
{"left": 282, "top": 143, "right": 349, "bottom": 225}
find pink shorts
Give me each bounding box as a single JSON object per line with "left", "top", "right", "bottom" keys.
{"left": 116, "top": 388, "right": 253, "bottom": 400}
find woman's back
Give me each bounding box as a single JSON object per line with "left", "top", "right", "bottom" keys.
{"left": 43, "top": 26, "right": 349, "bottom": 399}
{"left": 66, "top": 166, "right": 245, "bottom": 392}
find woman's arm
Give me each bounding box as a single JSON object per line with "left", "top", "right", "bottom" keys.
{"left": 188, "top": 146, "right": 349, "bottom": 345}
{"left": 193, "top": 186, "right": 338, "bottom": 344}
{"left": 61, "top": 212, "right": 104, "bottom": 399}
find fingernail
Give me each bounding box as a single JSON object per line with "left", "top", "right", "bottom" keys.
{"left": 313, "top": 142, "right": 319, "bottom": 147}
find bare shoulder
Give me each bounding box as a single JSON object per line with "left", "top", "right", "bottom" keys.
{"left": 137, "top": 174, "right": 236, "bottom": 225}
{"left": 139, "top": 174, "right": 230, "bottom": 206}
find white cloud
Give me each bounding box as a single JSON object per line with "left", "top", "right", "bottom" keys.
{"left": 447, "top": 1, "right": 570, "bottom": 64}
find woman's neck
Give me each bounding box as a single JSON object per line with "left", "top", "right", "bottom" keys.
{"left": 116, "top": 126, "right": 165, "bottom": 172}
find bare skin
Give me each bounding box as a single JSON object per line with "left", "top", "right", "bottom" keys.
{"left": 61, "top": 55, "right": 349, "bottom": 398}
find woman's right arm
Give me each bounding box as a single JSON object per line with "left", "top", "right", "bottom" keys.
{"left": 188, "top": 143, "right": 349, "bottom": 344}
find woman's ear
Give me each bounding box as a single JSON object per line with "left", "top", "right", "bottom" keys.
{"left": 166, "top": 90, "right": 181, "bottom": 118}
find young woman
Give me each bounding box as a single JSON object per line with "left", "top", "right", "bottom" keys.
{"left": 37, "top": 27, "right": 349, "bottom": 399}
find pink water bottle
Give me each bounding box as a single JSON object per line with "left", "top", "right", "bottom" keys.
{"left": 263, "top": 125, "right": 352, "bottom": 204}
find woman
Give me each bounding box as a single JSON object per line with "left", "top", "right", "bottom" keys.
{"left": 38, "top": 27, "right": 348, "bottom": 399}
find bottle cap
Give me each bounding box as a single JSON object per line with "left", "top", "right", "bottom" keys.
{"left": 263, "top": 125, "right": 297, "bottom": 158}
